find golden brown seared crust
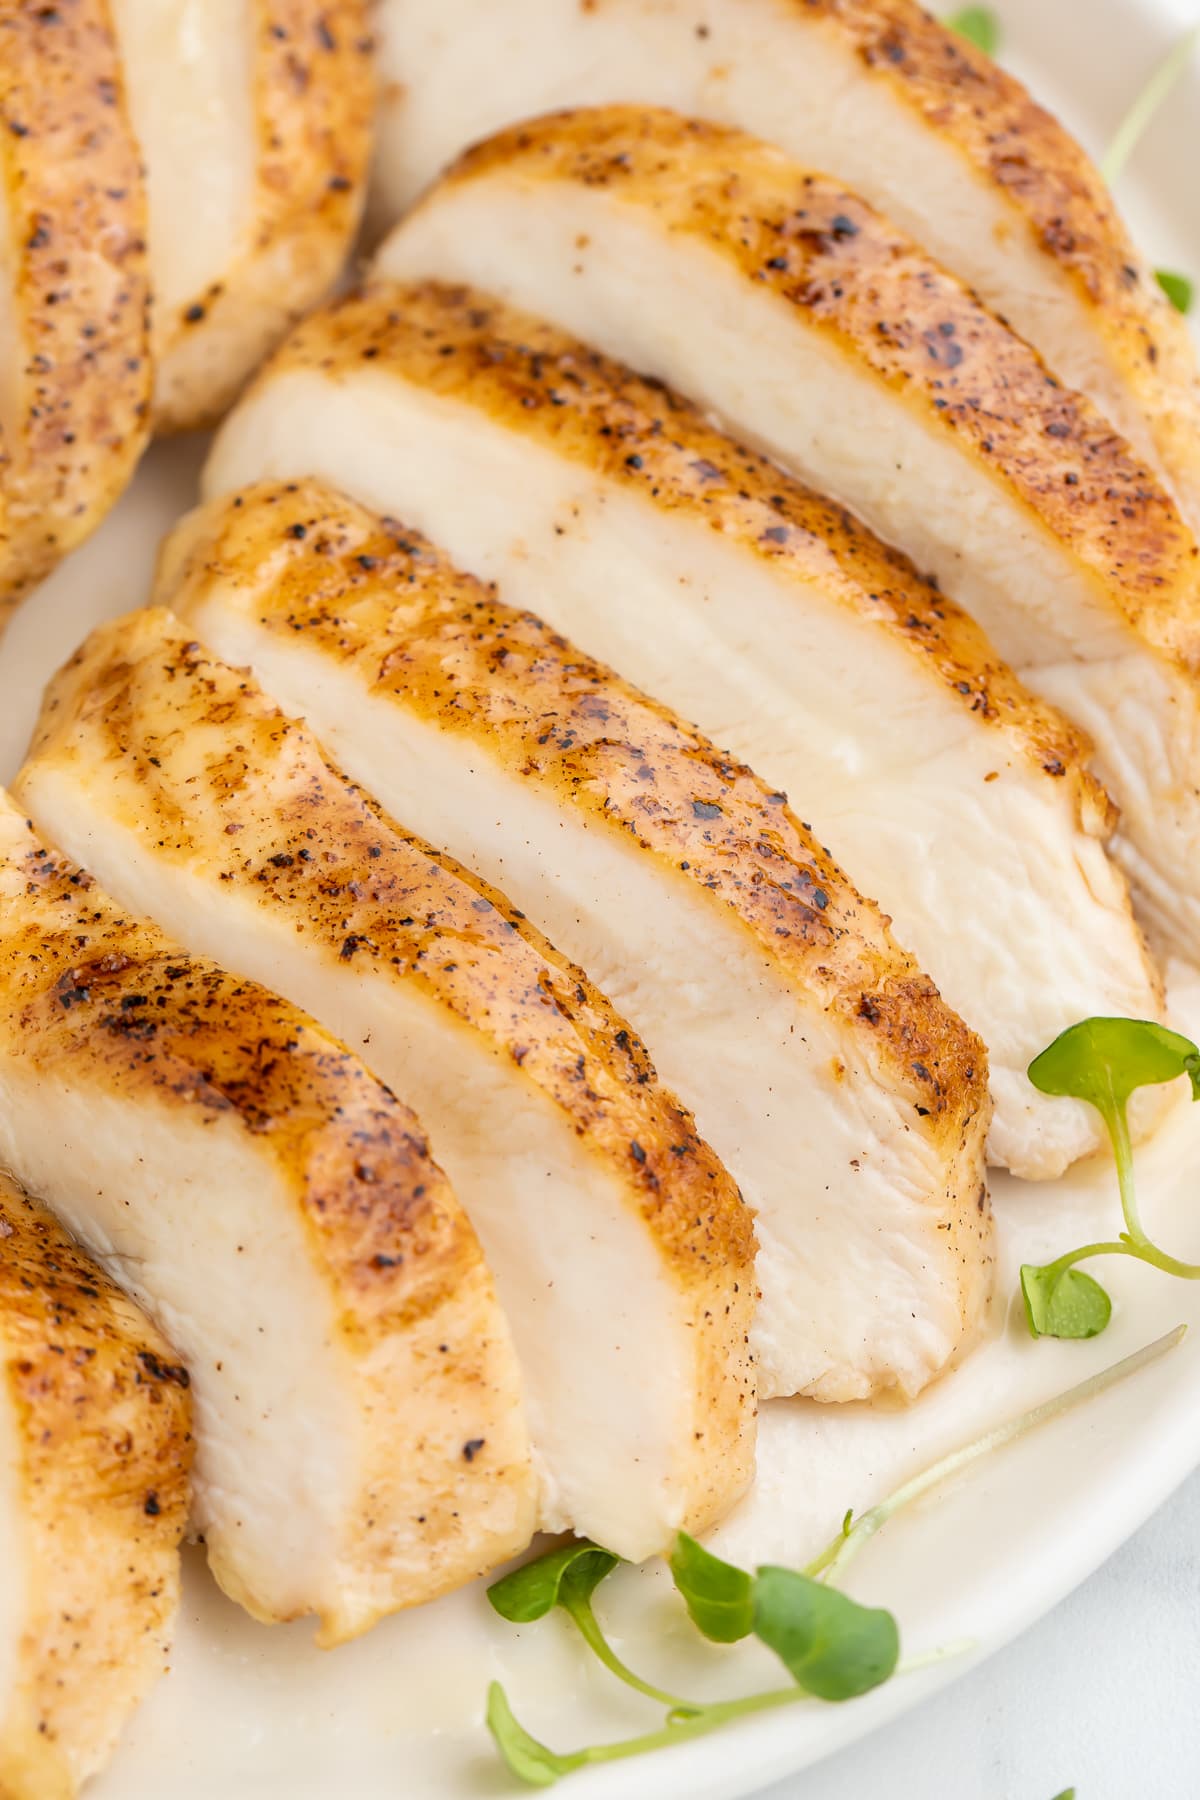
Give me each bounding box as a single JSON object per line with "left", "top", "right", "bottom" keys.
{"left": 0, "top": 795, "right": 539, "bottom": 1634}
{"left": 163, "top": 477, "right": 991, "bottom": 1153}
{"left": 438, "top": 107, "right": 1200, "bottom": 671}
{"left": 0, "top": 1172, "right": 191, "bottom": 1799}
{"left": 280, "top": 278, "right": 1112, "bottom": 833}
{"left": 0, "top": 805, "right": 480, "bottom": 1345}
{"left": 798, "top": 0, "right": 1200, "bottom": 513}
{"left": 0, "top": 0, "right": 150, "bottom": 619}
{"left": 154, "top": 0, "right": 374, "bottom": 429}
{"left": 34, "top": 612, "right": 758, "bottom": 1304}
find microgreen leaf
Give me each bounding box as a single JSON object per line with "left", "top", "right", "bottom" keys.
{"left": 489, "top": 1537, "right": 696, "bottom": 1711}
{"left": 486, "top": 1682, "right": 578, "bottom": 1787}
{"left": 752, "top": 1568, "right": 900, "bottom": 1701}
{"left": 1022, "top": 1018, "right": 1200, "bottom": 1334}
{"left": 946, "top": 6, "right": 1000, "bottom": 55}
{"left": 488, "top": 1540, "right": 618, "bottom": 1623}
{"left": 1020, "top": 1263, "right": 1112, "bottom": 1340}
{"left": 484, "top": 1330, "right": 1184, "bottom": 1786}
{"left": 1027, "top": 1017, "right": 1199, "bottom": 1114}
{"left": 1029, "top": 1016, "right": 1197, "bottom": 1244}
{"left": 669, "top": 1532, "right": 755, "bottom": 1643}
{"left": 1156, "top": 269, "right": 1194, "bottom": 314}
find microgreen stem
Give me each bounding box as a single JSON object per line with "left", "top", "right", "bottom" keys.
{"left": 812, "top": 1325, "right": 1186, "bottom": 1583}
{"left": 491, "top": 1645, "right": 974, "bottom": 1785}
{"left": 896, "top": 1638, "right": 976, "bottom": 1675}
{"left": 566, "top": 1684, "right": 802, "bottom": 1766}
{"left": 1040, "top": 1237, "right": 1200, "bottom": 1285}
{"left": 1126, "top": 1240, "right": 1200, "bottom": 1281}
{"left": 799, "top": 1508, "right": 856, "bottom": 1580}
{"left": 1106, "top": 1098, "right": 1145, "bottom": 1244}
{"left": 561, "top": 1594, "right": 697, "bottom": 1711}
{"left": 663, "top": 1685, "right": 810, "bottom": 1733}
{"left": 1101, "top": 24, "right": 1199, "bottom": 183}
{"left": 1036, "top": 1238, "right": 1141, "bottom": 1279}
{"left": 800, "top": 1537, "right": 845, "bottom": 1581}
{"left": 1060, "top": 1095, "right": 1200, "bottom": 1279}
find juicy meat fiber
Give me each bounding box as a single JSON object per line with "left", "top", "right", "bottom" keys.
{"left": 372, "top": 107, "right": 1200, "bottom": 962}
{"left": 0, "top": 792, "right": 536, "bottom": 1643}
{"left": 0, "top": 0, "right": 150, "bottom": 620}
{"left": 110, "top": 0, "right": 373, "bottom": 429}
{"left": 20, "top": 625, "right": 758, "bottom": 1552}
{"left": 369, "top": 0, "right": 1200, "bottom": 528}
{"left": 0, "top": 1172, "right": 191, "bottom": 1800}
{"left": 157, "top": 483, "right": 997, "bottom": 1396}
{"left": 202, "top": 290, "right": 1166, "bottom": 1176}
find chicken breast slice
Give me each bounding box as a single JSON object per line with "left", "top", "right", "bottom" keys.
{"left": 0, "top": 792, "right": 536, "bottom": 1642}
{"left": 369, "top": 0, "right": 1200, "bottom": 531}
{"left": 155, "top": 491, "right": 997, "bottom": 1397}
{"left": 370, "top": 108, "right": 1200, "bottom": 961}
{"left": 0, "top": 1173, "right": 191, "bottom": 1800}
{"left": 201, "top": 294, "right": 1166, "bottom": 1177}
{"left": 0, "top": 0, "right": 150, "bottom": 618}
{"left": 109, "top": 0, "right": 372, "bottom": 429}
{"left": 18, "top": 627, "right": 757, "bottom": 1547}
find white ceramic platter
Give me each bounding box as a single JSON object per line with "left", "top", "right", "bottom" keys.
{"left": 2, "top": 1, "right": 1199, "bottom": 1793}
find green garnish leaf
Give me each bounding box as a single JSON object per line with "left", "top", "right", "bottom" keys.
{"left": 1028, "top": 1017, "right": 1199, "bottom": 1113}
{"left": 1156, "top": 269, "right": 1194, "bottom": 314}
{"left": 486, "top": 1682, "right": 577, "bottom": 1787}
{"left": 1020, "top": 1263, "right": 1112, "bottom": 1340}
{"left": 484, "top": 1330, "right": 1184, "bottom": 1786}
{"left": 491, "top": 1537, "right": 694, "bottom": 1711}
{"left": 752, "top": 1567, "right": 900, "bottom": 1701}
{"left": 1023, "top": 1018, "right": 1200, "bottom": 1339}
{"left": 946, "top": 6, "right": 1000, "bottom": 55}
{"left": 669, "top": 1532, "right": 755, "bottom": 1643}
{"left": 488, "top": 1539, "right": 618, "bottom": 1623}
{"left": 488, "top": 1311, "right": 1183, "bottom": 1788}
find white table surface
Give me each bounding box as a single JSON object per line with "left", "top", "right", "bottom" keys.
{"left": 756, "top": 1467, "right": 1200, "bottom": 1800}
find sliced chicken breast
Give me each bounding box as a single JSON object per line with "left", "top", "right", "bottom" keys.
{"left": 369, "top": 108, "right": 1200, "bottom": 961}
{"left": 0, "top": 792, "right": 536, "bottom": 1642}
{"left": 110, "top": 0, "right": 372, "bottom": 429}
{"left": 19, "top": 625, "right": 757, "bottom": 1548}
{"left": 369, "top": 0, "right": 1200, "bottom": 530}
{"left": 0, "top": 1173, "right": 191, "bottom": 1800}
{"left": 0, "top": 0, "right": 150, "bottom": 617}
{"left": 200, "top": 297, "right": 1166, "bottom": 1177}
{"left": 149, "top": 508, "right": 995, "bottom": 1399}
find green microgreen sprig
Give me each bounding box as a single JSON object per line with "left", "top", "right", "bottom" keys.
{"left": 485, "top": 1327, "right": 1183, "bottom": 1784}
{"left": 488, "top": 1538, "right": 693, "bottom": 1710}
{"left": 1020, "top": 1020, "right": 1200, "bottom": 1338}
{"left": 671, "top": 1532, "right": 900, "bottom": 1699}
